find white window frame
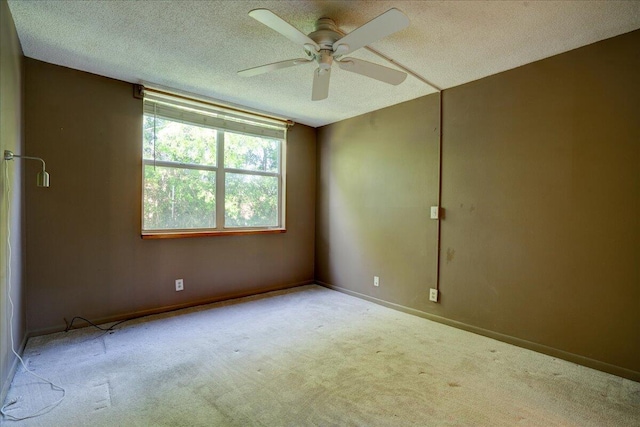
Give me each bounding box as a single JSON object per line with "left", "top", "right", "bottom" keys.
{"left": 141, "top": 90, "right": 287, "bottom": 238}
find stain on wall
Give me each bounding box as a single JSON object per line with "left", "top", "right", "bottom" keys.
{"left": 446, "top": 248, "right": 455, "bottom": 264}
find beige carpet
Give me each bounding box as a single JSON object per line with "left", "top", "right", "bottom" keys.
{"left": 2, "top": 284, "right": 639, "bottom": 426}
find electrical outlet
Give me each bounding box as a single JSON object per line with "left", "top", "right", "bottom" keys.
{"left": 374, "top": 276, "right": 380, "bottom": 287}
{"left": 175, "top": 279, "right": 184, "bottom": 291}
{"left": 429, "top": 288, "right": 438, "bottom": 302}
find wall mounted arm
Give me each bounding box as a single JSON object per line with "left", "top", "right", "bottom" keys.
{"left": 4, "top": 150, "right": 50, "bottom": 187}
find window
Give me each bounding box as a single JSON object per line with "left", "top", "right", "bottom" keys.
{"left": 142, "top": 91, "right": 287, "bottom": 237}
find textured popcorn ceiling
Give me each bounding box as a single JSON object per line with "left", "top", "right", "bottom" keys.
{"left": 7, "top": 1, "right": 640, "bottom": 127}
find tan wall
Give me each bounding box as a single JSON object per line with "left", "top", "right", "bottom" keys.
{"left": 24, "top": 59, "right": 316, "bottom": 334}
{"left": 316, "top": 30, "right": 640, "bottom": 380}
{"left": 0, "top": 0, "right": 26, "bottom": 401}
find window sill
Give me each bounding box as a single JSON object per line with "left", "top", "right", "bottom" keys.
{"left": 141, "top": 228, "right": 286, "bottom": 239}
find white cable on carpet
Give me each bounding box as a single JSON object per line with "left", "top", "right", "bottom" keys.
{"left": 0, "top": 162, "right": 66, "bottom": 421}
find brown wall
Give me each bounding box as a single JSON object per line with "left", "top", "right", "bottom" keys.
{"left": 316, "top": 96, "right": 440, "bottom": 308}
{"left": 1, "top": 0, "right": 26, "bottom": 402}
{"left": 24, "top": 59, "right": 316, "bottom": 334}
{"left": 316, "top": 30, "right": 640, "bottom": 380}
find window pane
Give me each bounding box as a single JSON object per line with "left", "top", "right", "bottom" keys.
{"left": 224, "top": 132, "right": 279, "bottom": 173}
{"left": 143, "top": 115, "right": 216, "bottom": 166}
{"left": 143, "top": 165, "right": 216, "bottom": 230}
{"left": 225, "top": 173, "right": 278, "bottom": 227}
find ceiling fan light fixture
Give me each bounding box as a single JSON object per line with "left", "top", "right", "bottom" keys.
{"left": 317, "top": 50, "right": 333, "bottom": 70}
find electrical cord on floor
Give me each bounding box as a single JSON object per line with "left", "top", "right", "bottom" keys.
{"left": 1, "top": 164, "right": 66, "bottom": 421}
{"left": 64, "top": 316, "right": 130, "bottom": 333}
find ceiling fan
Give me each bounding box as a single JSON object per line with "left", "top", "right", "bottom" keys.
{"left": 238, "top": 8, "right": 410, "bottom": 101}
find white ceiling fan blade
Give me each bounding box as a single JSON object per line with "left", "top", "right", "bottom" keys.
{"left": 238, "top": 59, "right": 312, "bottom": 77}
{"left": 249, "top": 9, "right": 320, "bottom": 52}
{"left": 333, "top": 8, "right": 409, "bottom": 55}
{"left": 337, "top": 58, "right": 407, "bottom": 85}
{"left": 312, "top": 68, "right": 331, "bottom": 101}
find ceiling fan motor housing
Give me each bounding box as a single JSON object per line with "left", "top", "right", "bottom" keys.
{"left": 309, "top": 18, "right": 342, "bottom": 70}
{"left": 309, "top": 18, "right": 341, "bottom": 50}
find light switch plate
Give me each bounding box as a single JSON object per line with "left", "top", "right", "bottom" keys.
{"left": 430, "top": 206, "right": 439, "bottom": 220}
